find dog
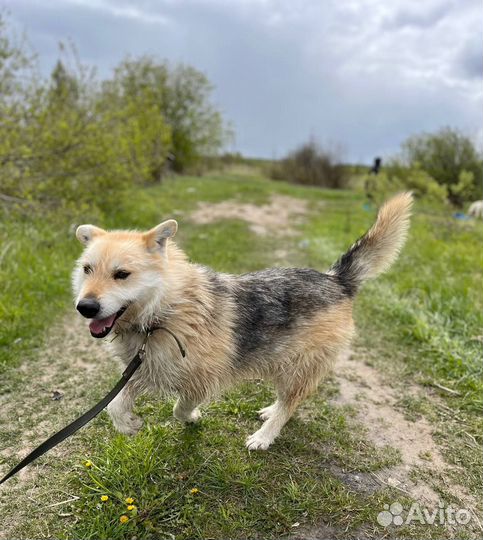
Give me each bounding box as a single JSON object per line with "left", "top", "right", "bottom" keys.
{"left": 72, "top": 192, "right": 412, "bottom": 450}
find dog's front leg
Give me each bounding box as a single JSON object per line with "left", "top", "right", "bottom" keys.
{"left": 173, "top": 396, "right": 202, "bottom": 423}
{"left": 107, "top": 383, "right": 143, "bottom": 435}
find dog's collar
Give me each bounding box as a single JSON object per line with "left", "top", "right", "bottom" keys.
{"left": 112, "top": 318, "right": 186, "bottom": 358}
{"left": 146, "top": 325, "right": 186, "bottom": 358}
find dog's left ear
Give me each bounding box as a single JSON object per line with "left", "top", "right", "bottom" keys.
{"left": 144, "top": 219, "right": 178, "bottom": 255}
{"left": 76, "top": 224, "right": 106, "bottom": 245}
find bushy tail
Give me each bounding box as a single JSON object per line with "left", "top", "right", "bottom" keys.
{"left": 329, "top": 192, "right": 413, "bottom": 295}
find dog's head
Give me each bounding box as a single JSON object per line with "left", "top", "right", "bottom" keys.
{"left": 72, "top": 220, "right": 178, "bottom": 338}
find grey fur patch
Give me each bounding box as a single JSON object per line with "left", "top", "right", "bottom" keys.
{"left": 230, "top": 268, "right": 345, "bottom": 365}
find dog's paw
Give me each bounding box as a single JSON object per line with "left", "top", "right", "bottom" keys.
{"left": 174, "top": 407, "right": 202, "bottom": 424}
{"left": 113, "top": 413, "right": 143, "bottom": 436}
{"left": 246, "top": 430, "right": 274, "bottom": 451}
{"left": 185, "top": 408, "right": 202, "bottom": 423}
{"left": 258, "top": 404, "right": 277, "bottom": 421}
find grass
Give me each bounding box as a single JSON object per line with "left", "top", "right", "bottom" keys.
{"left": 1, "top": 170, "right": 482, "bottom": 539}
{"left": 72, "top": 387, "right": 399, "bottom": 539}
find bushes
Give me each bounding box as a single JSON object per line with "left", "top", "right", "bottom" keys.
{"left": 364, "top": 166, "right": 448, "bottom": 205}
{"left": 271, "top": 140, "right": 348, "bottom": 189}
{"left": 401, "top": 128, "right": 482, "bottom": 205}
{"left": 365, "top": 129, "right": 482, "bottom": 205}
{"left": 0, "top": 15, "right": 229, "bottom": 212}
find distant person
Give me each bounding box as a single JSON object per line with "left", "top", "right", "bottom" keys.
{"left": 370, "top": 157, "right": 382, "bottom": 175}
{"left": 365, "top": 157, "right": 382, "bottom": 202}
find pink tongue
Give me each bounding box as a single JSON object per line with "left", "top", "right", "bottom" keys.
{"left": 89, "top": 313, "right": 117, "bottom": 334}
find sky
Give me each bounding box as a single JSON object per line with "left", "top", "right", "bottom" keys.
{"left": 3, "top": 0, "right": 482, "bottom": 162}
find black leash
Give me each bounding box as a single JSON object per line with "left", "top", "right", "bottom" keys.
{"left": 0, "top": 326, "right": 185, "bottom": 486}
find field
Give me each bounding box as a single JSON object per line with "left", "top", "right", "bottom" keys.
{"left": 0, "top": 169, "right": 482, "bottom": 539}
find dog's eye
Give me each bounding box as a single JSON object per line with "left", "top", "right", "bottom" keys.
{"left": 83, "top": 265, "right": 92, "bottom": 275}
{"left": 113, "top": 270, "right": 130, "bottom": 280}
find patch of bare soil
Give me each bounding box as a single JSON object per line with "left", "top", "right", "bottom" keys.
{"left": 332, "top": 350, "right": 479, "bottom": 511}
{"left": 0, "top": 315, "right": 117, "bottom": 539}
{"left": 190, "top": 194, "right": 308, "bottom": 236}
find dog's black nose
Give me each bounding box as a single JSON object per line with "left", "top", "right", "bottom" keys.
{"left": 76, "top": 298, "right": 100, "bottom": 318}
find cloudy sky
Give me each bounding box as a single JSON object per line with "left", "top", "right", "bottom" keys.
{"left": 4, "top": 0, "right": 482, "bottom": 162}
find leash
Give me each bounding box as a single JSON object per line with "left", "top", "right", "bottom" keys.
{"left": 0, "top": 326, "right": 185, "bottom": 486}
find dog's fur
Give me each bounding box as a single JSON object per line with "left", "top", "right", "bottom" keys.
{"left": 72, "top": 192, "right": 413, "bottom": 450}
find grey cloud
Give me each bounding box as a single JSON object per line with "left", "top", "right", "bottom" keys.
{"left": 455, "top": 37, "right": 483, "bottom": 80}
{"left": 3, "top": 0, "right": 482, "bottom": 161}
{"left": 385, "top": 1, "right": 452, "bottom": 29}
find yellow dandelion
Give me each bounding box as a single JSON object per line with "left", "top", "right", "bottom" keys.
{"left": 190, "top": 488, "right": 199, "bottom": 494}
{"left": 125, "top": 497, "right": 135, "bottom": 504}
{"left": 100, "top": 495, "right": 109, "bottom": 502}
{"left": 119, "top": 515, "right": 129, "bottom": 524}
{"left": 84, "top": 460, "right": 93, "bottom": 468}
{"left": 127, "top": 504, "right": 137, "bottom": 511}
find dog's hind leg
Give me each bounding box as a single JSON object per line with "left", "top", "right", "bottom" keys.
{"left": 107, "top": 383, "right": 143, "bottom": 436}
{"left": 247, "top": 351, "right": 327, "bottom": 450}
{"left": 173, "top": 396, "right": 202, "bottom": 423}
{"left": 258, "top": 401, "right": 279, "bottom": 421}
{"left": 247, "top": 392, "right": 303, "bottom": 451}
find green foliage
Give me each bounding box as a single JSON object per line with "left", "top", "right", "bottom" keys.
{"left": 451, "top": 170, "right": 477, "bottom": 203}
{"left": 102, "top": 58, "right": 173, "bottom": 184}
{"left": 164, "top": 63, "right": 231, "bottom": 172}
{"left": 0, "top": 15, "right": 229, "bottom": 210}
{"left": 401, "top": 127, "right": 483, "bottom": 204}
{"left": 363, "top": 166, "right": 447, "bottom": 204}
{"left": 271, "top": 140, "right": 348, "bottom": 189}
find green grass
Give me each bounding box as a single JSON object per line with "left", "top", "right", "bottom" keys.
{"left": 72, "top": 387, "right": 399, "bottom": 539}
{"left": 1, "top": 171, "right": 482, "bottom": 539}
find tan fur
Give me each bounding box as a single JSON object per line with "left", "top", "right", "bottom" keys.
{"left": 357, "top": 192, "right": 413, "bottom": 280}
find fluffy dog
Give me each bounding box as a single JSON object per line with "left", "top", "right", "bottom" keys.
{"left": 72, "top": 192, "right": 412, "bottom": 450}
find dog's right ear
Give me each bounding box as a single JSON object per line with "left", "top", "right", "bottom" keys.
{"left": 143, "top": 219, "right": 178, "bottom": 255}
{"left": 76, "top": 225, "right": 106, "bottom": 246}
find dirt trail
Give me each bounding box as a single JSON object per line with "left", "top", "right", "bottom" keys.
{"left": 328, "top": 349, "right": 482, "bottom": 537}
{"left": 333, "top": 350, "right": 444, "bottom": 503}
{"left": 0, "top": 316, "right": 116, "bottom": 539}
{"left": 190, "top": 194, "right": 308, "bottom": 236}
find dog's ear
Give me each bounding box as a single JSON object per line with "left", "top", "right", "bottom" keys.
{"left": 76, "top": 224, "right": 106, "bottom": 245}
{"left": 144, "top": 220, "right": 178, "bottom": 255}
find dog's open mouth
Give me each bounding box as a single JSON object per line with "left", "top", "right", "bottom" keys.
{"left": 89, "top": 307, "right": 126, "bottom": 338}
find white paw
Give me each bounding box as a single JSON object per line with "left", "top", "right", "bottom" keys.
{"left": 112, "top": 413, "right": 143, "bottom": 436}
{"left": 246, "top": 430, "right": 274, "bottom": 451}
{"left": 258, "top": 404, "right": 276, "bottom": 421}
{"left": 174, "top": 408, "right": 202, "bottom": 424}
{"left": 186, "top": 408, "right": 202, "bottom": 423}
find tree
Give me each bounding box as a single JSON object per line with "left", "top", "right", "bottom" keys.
{"left": 1, "top": 13, "right": 230, "bottom": 211}
{"left": 108, "top": 57, "right": 230, "bottom": 173}
{"left": 164, "top": 64, "right": 229, "bottom": 172}
{"left": 103, "top": 57, "right": 172, "bottom": 183}
{"left": 271, "top": 140, "right": 348, "bottom": 188}
{"left": 401, "top": 128, "right": 482, "bottom": 204}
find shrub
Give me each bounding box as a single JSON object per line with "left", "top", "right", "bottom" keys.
{"left": 364, "top": 166, "right": 447, "bottom": 205}
{"left": 0, "top": 14, "right": 230, "bottom": 211}
{"left": 401, "top": 128, "right": 483, "bottom": 205}
{"left": 271, "top": 140, "right": 348, "bottom": 189}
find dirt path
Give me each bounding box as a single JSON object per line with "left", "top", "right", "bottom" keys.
{"left": 326, "top": 349, "right": 482, "bottom": 537}
{"left": 190, "top": 194, "right": 308, "bottom": 236}
{"left": 333, "top": 351, "right": 453, "bottom": 502}
{"left": 0, "top": 317, "right": 116, "bottom": 539}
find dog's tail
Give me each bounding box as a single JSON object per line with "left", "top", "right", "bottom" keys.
{"left": 329, "top": 192, "right": 413, "bottom": 295}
